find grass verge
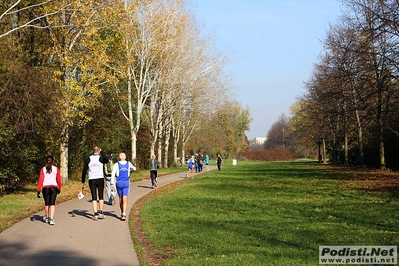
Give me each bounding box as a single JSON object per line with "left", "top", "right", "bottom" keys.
{"left": 133, "top": 160, "right": 399, "bottom": 266}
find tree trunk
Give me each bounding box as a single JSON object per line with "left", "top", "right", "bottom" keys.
{"left": 150, "top": 127, "right": 158, "bottom": 159}
{"left": 131, "top": 131, "right": 137, "bottom": 164}
{"left": 164, "top": 126, "right": 171, "bottom": 168}
{"left": 377, "top": 78, "right": 385, "bottom": 170}
{"left": 355, "top": 109, "right": 364, "bottom": 165}
{"left": 379, "top": 126, "right": 385, "bottom": 170}
{"left": 344, "top": 131, "right": 349, "bottom": 165}
{"left": 149, "top": 113, "right": 159, "bottom": 159}
{"left": 322, "top": 138, "right": 327, "bottom": 164}
{"left": 344, "top": 108, "right": 348, "bottom": 165}
{"left": 127, "top": 70, "right": 137, "bottom": 165}
{"left": 157, "top": 137, "right": 162, "bottom": 166}
{"left": 173, "top": 141, "right": 179, "bottom": 165}
{"left": 332, "top": 133, "right": 337, "bottom": 163}
{"left": 157, "top": 120, "right": 163, "bottom": 165}
{"left": 60, "top": 123, "right": 69, "bottom": 185}
{"left": 181, "top": 141, "right": 186, "bottom": 165}
{"left": 150, "top": 141, "right": 155, "bottom": 159}
{"left": 358, "top": 126, "right": 363, "bottom": 165}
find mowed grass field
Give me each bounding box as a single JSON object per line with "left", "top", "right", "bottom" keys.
{"left": 133, "top": 160, "right": 399, "bottom": 266}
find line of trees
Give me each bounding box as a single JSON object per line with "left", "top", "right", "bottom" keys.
{"left": 288, "top": 0, "right": 399, "bottom": 169}
{"left": 0, "top": 0, "right": 251, "bottom": 191}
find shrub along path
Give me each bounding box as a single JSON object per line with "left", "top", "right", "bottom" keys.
{"left": 0, "top": 168, "right": 212, "bottom": 266}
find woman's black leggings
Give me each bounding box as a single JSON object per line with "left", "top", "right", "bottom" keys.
{"left": 42, "top": 187, "right": 58, "bottom": 206}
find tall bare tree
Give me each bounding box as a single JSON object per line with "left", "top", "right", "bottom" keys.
{"left": 0, "top": 0, "right": 67, "bottom": 38}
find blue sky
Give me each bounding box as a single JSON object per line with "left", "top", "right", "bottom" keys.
{"left": 190, "top": 0, "right": 344, "bottom": 139}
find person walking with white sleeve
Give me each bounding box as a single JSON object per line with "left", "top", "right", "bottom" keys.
{"left": 81, "top": 146, "right": 109, "bottom": 221}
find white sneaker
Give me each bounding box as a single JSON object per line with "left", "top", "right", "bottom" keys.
{"left": 42, "top": 216, "right": 48, "bottom": 223}
{"left": 98, "top": 212, "right": 105, "bottom": 219}
{"left": 49, "top": 219, "right": 55, "bottom": 225}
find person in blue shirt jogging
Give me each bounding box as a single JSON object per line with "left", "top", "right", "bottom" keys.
{"left": 110, "top": 153, "right": 136, "bottom": 221}
{"left": 205, "top": 155, "right": 210, "bottom": 171}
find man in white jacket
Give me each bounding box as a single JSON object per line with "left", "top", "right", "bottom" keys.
{"left": 81, "top": 146, "right": 109, "bottom": 221}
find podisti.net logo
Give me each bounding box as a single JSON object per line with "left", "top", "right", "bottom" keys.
{"left": 319, "top": 246, "right": 397, "bottom": 265}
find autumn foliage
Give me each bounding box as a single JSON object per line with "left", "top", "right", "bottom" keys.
{"left": 237, "top": 148, "right": 297, "bottom": 162}
{"left": 0, "top": 0, "right": 251, "bottom": 192}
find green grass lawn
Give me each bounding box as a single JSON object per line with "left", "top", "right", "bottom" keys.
{"left": 134, "top": 160, "right": 399, "bottom": 266}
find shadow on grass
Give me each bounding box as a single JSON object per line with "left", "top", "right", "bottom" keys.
{"left": 135, "top": 160, "right": 399, "bottom": 265}
{"left": 162, "top": 193, "right": 397, "bottom": 263}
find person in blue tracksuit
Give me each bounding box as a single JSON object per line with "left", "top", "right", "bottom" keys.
{"left": 110, "top": 153, "right": 136, "bottom": 221}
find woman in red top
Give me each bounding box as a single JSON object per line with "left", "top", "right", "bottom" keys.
{"left": 37, "top": 155, "right": 62, "bottom": 225}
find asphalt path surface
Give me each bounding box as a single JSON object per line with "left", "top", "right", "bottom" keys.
{"left": 0, "top": 168, "right": 214, "bottom": 266}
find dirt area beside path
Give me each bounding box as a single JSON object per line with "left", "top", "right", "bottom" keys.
{"left": 132, "top": 184, "right": 176, "bottom": 266}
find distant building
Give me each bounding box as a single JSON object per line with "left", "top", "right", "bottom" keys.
{"left": 255, "top": 137, "right": 267, "bottom": 145}
{"left": 249, "top": 137, "right": 267, "bottom": 148}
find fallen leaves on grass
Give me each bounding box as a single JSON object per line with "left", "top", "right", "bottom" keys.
{"left": 342, "top": 171, "right": 399, "bottom": 191}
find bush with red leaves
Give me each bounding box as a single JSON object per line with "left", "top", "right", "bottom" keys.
{"left": 237, "top": 148, "right": 297, "bottom": 161}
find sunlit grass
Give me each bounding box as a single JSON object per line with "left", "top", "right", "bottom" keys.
{"left": 135, "top": 160, "right": 398, "bottom": 266}
{"left": 0, "top": 181, "right": 84, "bottom": 232}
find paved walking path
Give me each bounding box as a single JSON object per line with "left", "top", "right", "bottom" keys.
{"left": 0, "top": 168, "right": 214, "bottom": 266}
